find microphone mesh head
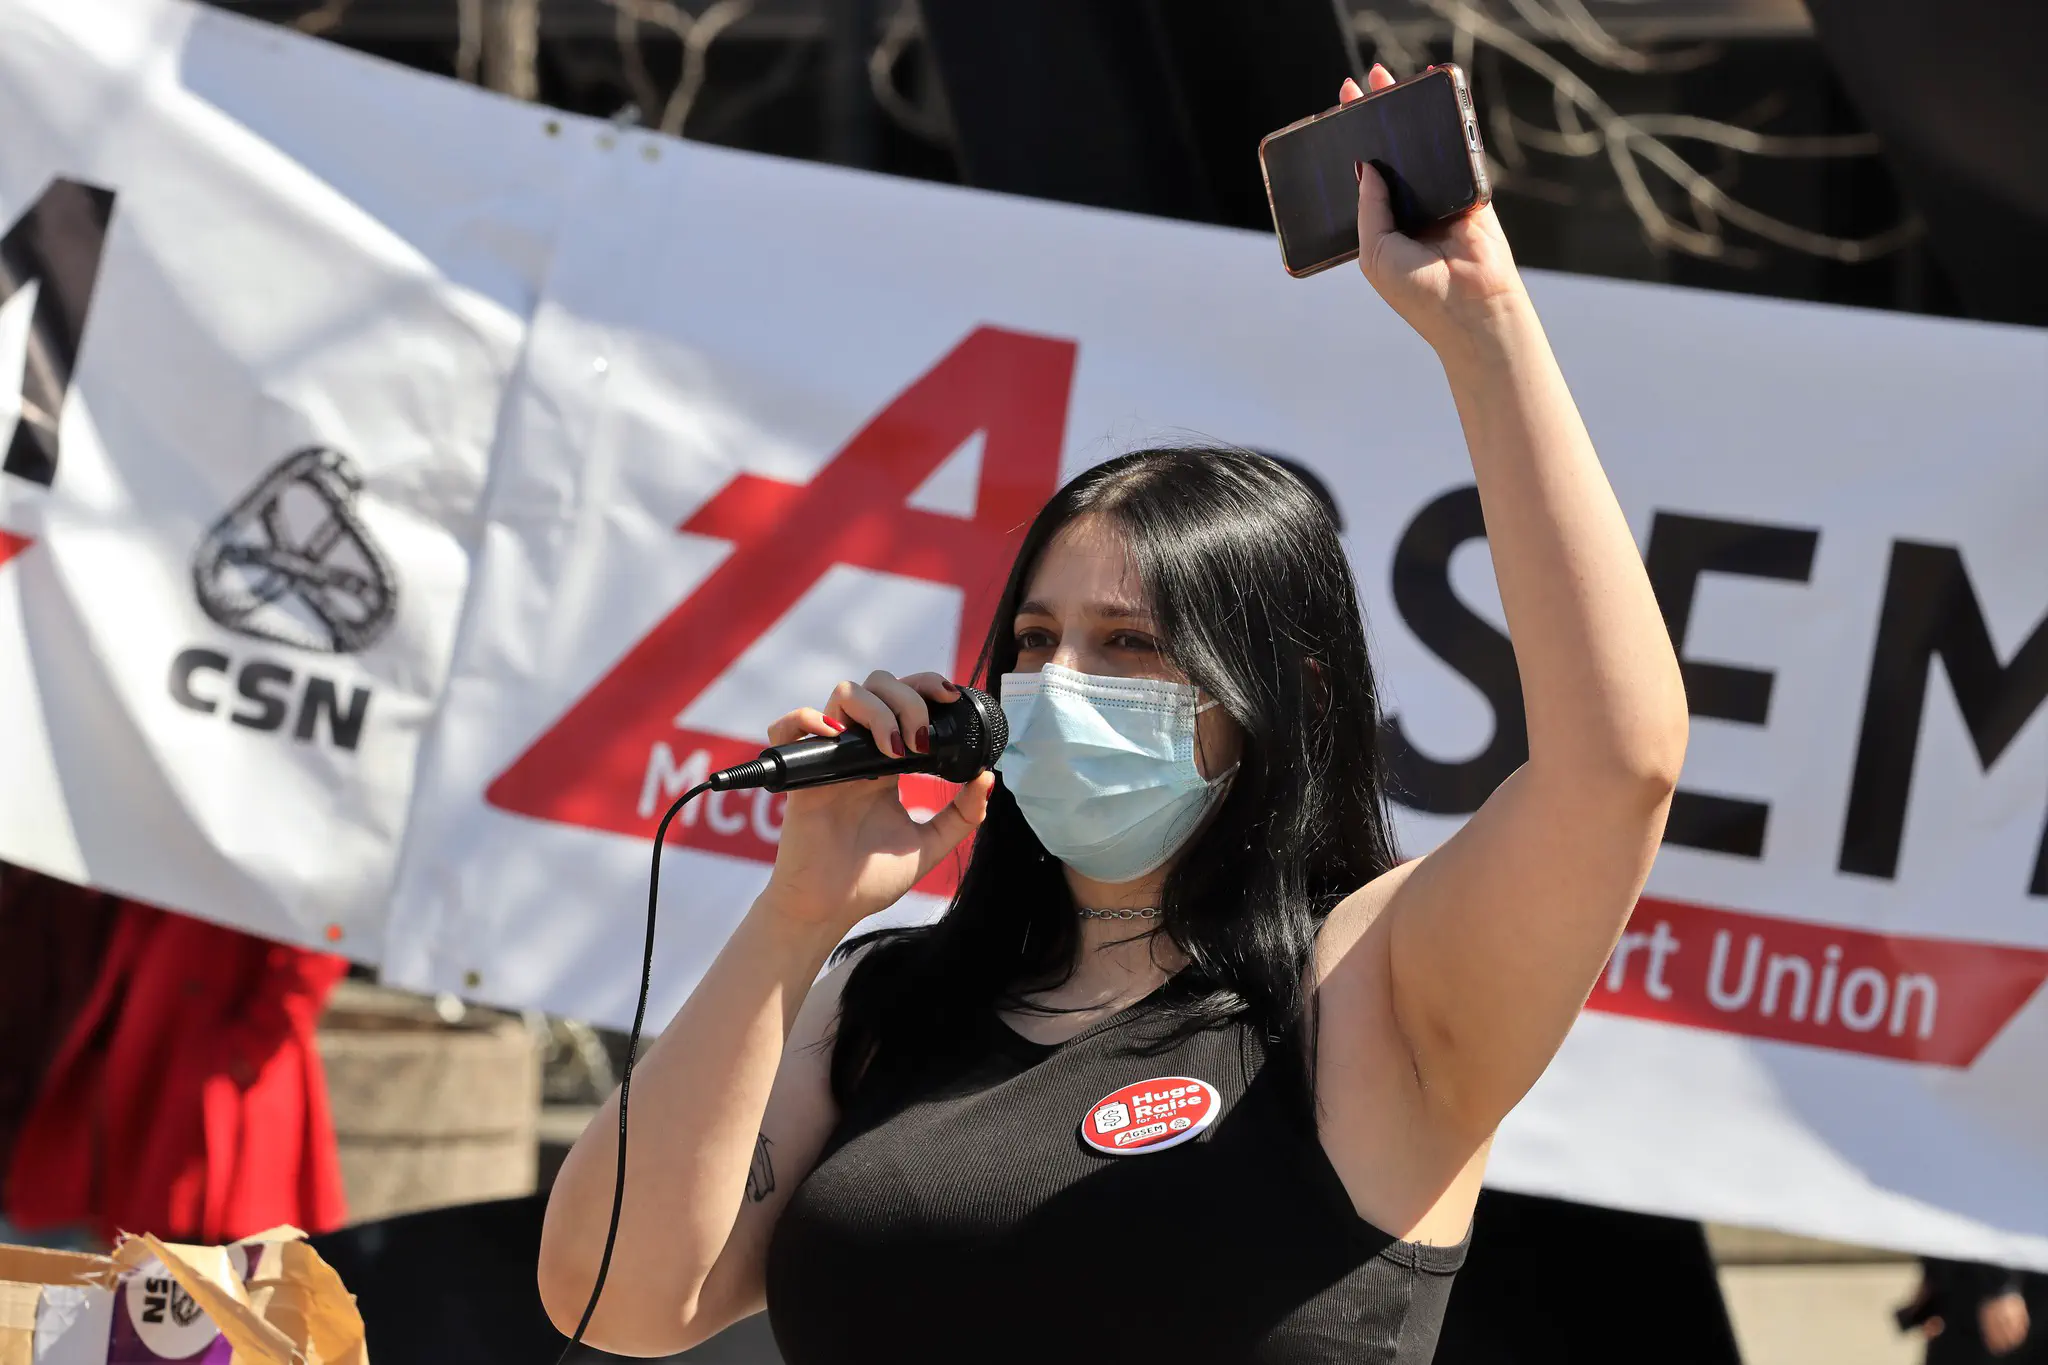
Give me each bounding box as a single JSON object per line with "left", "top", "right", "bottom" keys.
{"left": 970, "top": 684, "right": 1007, "bottom": 760}
{"left": 934, "top": 684, "right": 1006, "bottom": 781}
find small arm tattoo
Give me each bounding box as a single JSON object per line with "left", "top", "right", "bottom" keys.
{"left": 745, "top": 1132, "right": 776, "bottom": 1203}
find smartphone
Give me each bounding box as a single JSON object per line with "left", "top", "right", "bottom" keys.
{"left": 1259, "top": 64, "right": 1491, "bottom": 278}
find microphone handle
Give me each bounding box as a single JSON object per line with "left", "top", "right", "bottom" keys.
{"left": 759, "top": 728, "right": 930, "bottom": 792}
{"left": 708, "top": 685, "right": 999, "bottom": 791}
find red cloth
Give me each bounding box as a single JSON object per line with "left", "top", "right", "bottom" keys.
{"left": 4, "top": 901, "right": 349, "bottom": 1243}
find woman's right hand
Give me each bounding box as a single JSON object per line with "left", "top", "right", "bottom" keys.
{"left": 1343, "top": 65, "right": 1528, "bottom": 353}
{"left": 758, "top": 669, "right": 996, "bottom": 933}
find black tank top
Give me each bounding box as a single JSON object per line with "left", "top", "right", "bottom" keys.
{"left": 765, "top": 987, "right": 1466, "bottom": 1363}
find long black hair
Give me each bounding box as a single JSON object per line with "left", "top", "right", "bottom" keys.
{"left": 829, "top": 446, "right": 1400, "bottom": 1104}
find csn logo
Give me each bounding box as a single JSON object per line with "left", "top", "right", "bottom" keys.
{"left": 0, "top": 180, "right": 394, "bottom": 754}
{"left": 167, "top": 448, "right": 397, "bottom": 751}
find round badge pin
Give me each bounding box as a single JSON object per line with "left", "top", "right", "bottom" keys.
{"left": 1079, "top": 1075, "right": 1221, "bottom": 1156}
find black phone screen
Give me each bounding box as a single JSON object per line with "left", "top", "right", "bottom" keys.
{"left": 1261, "top": 69, "right": 1480, "bottom": 274}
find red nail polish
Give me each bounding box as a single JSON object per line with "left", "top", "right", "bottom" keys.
{"left": 914, "top": 725, "right": 930, "bottom": 754}
{"left": 886, "top": 730, "right": 903, "bottom": 758}
{"left": 1354, "top": 161, "right": 1364, "bottom": 185}
{"left": 822, "top": 716, "right": 845, "bottom": 733}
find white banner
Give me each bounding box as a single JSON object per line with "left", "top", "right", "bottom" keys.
{"left": 0, "top": 0, "right": 558, "bottom": 956}
{"left": 4, "top": 0, "right": 2047, "bottom": 1270}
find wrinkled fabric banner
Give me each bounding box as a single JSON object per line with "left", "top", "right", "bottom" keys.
{"left": 2, "top": 0, "right": 2046, "bottom": 1271}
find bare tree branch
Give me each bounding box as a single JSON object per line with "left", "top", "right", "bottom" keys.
{"left": 1353, "top": 0, "right": 1922, "bottom": 265}
{"left": 485, "top": 0, "right": 541, "bottom": 100}
{"left": 1623, "top": 115, "right": 1882, "bottom": 159}
{"left": 869, "top": 1, "right": 952, "bottom": 145}
{"left": 1352, "top": 9, "right": 1427, "bottom": 78}
{"left": 445, "top": 0, "right": 539, "bottom": 98}
{"left": 666, "top": 0, "right": 753, "bottom": 135}
{"left": 612, "top": 0, "right": 669, "bottom": 124}
{"left": 292, "top": 0, "right": 355, "bottom": 35}
{"left": 455, "top": 0, "right": 483, "bottom": 85}
{"left": 1499, "top": 0, "right": 1719, "bottom": 74}
{"left": 601, "top": 0, "right": 756, "bottom": 136}
{"left": 691, "top": 37, "right": 812, "bottom": 141}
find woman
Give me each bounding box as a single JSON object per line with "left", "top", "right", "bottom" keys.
{"left": 540, "top": 65, "right": 1688, "bottom": 1363}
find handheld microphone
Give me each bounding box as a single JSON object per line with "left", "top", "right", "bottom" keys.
{"left": 708, "top": 683, "right": 1007, "bottom": 792}
{"left": 558, "top": 682, "right": 1005, "bottom": 1363}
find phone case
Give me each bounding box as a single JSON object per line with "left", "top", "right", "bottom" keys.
{"left": 1259, "top": 64, "right": 1493, "bottom": 278}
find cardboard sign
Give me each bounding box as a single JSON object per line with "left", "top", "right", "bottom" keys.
{"left": 0, "top": 1229, "right": 366, "bottom": 1365}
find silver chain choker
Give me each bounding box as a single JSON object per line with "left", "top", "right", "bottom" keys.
{"left": 1077, "top": 906, "right": 1161, "bottom": 921}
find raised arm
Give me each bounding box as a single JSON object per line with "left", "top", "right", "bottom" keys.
{"left": 538, "top": 676, "right": 994, "bottom": 1354}
{"left": 1330, "top": 70, "right": 1688, "bottom": 1142}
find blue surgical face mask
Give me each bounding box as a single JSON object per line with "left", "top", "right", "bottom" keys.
{"left": 995, "top": 663, "right": 1236, "bottom": 885}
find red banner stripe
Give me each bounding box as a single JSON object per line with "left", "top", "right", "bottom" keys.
{"left": 1585, "top": 895, "right": 2048, "bottom": 1067}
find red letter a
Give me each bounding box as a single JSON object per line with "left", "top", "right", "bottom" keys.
{"left": 487, "top": 326, "right": 1076, "bottom": 870}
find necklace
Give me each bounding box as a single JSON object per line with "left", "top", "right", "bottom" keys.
{"left": 1077, "top": 906, "right": 1161, "bottom": 921}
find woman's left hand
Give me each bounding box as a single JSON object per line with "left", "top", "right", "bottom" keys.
{"left": 1345, "top": 65, "right": 1527, "bottom": 352}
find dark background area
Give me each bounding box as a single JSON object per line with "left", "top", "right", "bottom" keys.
{"left": 207, "top": 0, "right": 2047, "bottom": 327}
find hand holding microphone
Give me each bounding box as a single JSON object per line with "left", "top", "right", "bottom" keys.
{"left": 742, "top": 671, "right": 1001, "bottom": 933}
{"left": 713, "top": 673, "right": 1005, "bottom": 792}
{"left": 556, "top": 671, "right": 1000, "bottom": 1358}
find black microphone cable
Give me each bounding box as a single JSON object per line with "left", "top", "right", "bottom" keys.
{"left": 549, "top": 684, "right": 1002, "bottom": 1360}
{"left": 555, "top": 778, "right": 710, "bottom": 1364}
